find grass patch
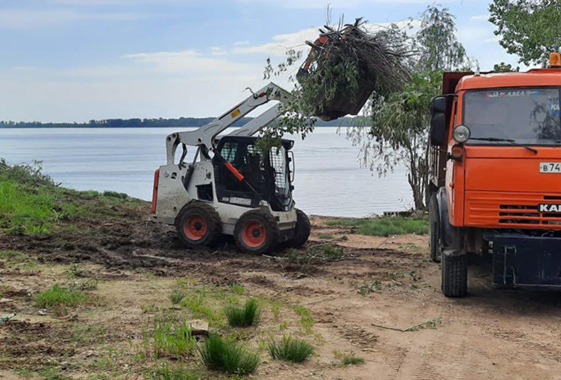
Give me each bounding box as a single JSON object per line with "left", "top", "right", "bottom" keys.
{"left": 144, "top": 362, "right": 200, "bottom": 380}
{"left": 294, "top": 305, "right": 314, "bottom": 333}
{"left": 268, "top": 336, "right": 314, "bottom": 363}
{"left": 225, "top": 298, "right": 261, "bottom": 328}
{"left": 198, "top": 334, "right": 260, "bottom": 375}
{"left": 324, "top": 216, "right": 428, "bottom": 236}
{"left": 341, "top": 355, "right": 365, "bottom": 366}
{"left": 285, "top": 244, "right": 346, "bottom": 265}
{"left": 318, "top": 233, "right": 334, "bottom": 240}
{"left": 143, "top": 315, "right": 196, "bottom": 359}
{"left": 169, "top": 291, "right": 186, "bottom": 304}
{"left": 34, "top": 285, "right": 87, "bottom": 312}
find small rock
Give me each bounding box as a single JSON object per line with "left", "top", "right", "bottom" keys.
{"left": 37, "top": 309, "right": 47, "bottom": 315}
{"left": 0, "top": 298, "right": 12, "bottom": 304}
{"left": 189, "top": 319, "right": 209, "bottom": 337}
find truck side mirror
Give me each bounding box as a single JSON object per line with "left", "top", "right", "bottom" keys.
{"left": 430, "top": 113, "right": 447, "bottom": 146}
{"left": 430, "top": 96, "right": 447, "bottom": 114}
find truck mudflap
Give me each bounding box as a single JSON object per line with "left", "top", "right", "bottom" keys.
{"left": 485, "top": 233, "right": 561, "bottom": 288}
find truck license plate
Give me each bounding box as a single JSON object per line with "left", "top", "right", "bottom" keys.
{"left": 540, "top": 162, "right": 561, "bottom": 173}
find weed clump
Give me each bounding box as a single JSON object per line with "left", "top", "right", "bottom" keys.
{"left": 268, "top": 336, "right": 314, "bottom": 363}
{"left": 198, "top": 334, "right": 260, "bottom": 375}
{"left": 341, "top": 355, "right": 365, "bottom": 366}
{"left": 35, "top": 285, "right": 87, "bottom": 311}
{"left": 225, "top": 299, "right": 261, "bottom": 328}
{"left": 169, "top": 291, "right": 186, "bottom": 304}
{"left": 144, "top": 315, "right": 196, "bottom": 359}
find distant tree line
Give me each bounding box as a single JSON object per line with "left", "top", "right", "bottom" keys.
{"left": 0, "top": 117, "right": 357, "bottom": 129}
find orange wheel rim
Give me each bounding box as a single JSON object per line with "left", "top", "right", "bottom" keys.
{"left": 242, "top": 221, "right": 266, "bottom": 248}
{"left": 183, "top": 215, "right": 207, "bottom": 241}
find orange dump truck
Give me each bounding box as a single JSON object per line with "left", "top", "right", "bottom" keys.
{"left": 429, "top": 53, "right": 561, "bottom": 297}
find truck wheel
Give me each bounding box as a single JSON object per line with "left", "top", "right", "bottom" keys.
{"left": 176, "top": 201, "right": 221, "bottom": 247}
{"left": 429, "top": 194, "right": 441, "bottom": 263}
{"left": 234, "top": 210, "right": 279, "bottom": 254}
{"left": 441, "top": 252, "right": 468, "bottom": 298}
{"left": 288, "top": 209, "right": 311, "bottom": 248}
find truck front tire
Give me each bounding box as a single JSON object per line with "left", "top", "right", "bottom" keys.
{"left": 429, "top": 194, "right": 441, "bottom": 263}
{"left": 441, "top": 252, "right": 468, "bottom": 297}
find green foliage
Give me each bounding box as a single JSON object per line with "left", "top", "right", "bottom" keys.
{"left": 489, "top": 0, "right": 561, "bottom": 65}
{"left": 169, "top": 291, "right": 186, "bottom": 304}
{"left": 102, "top": 191, "right": 129, "bottom": 199}
{"left": 225, "top": 299, "right": 261, "bottom": 328}
{"left": 318, "top": 233, "right": 334, "bottom": 240}
{"left": 416, "top": 5, "right": 470, "bottom": 71}
{"left": 348, "top": 70, "right": 442, "bottom": 210}
{"left": 285, "top": 244, "right": 346, "bottom": 265}
{"left": 493, "top": 62, "right": 520, "bottom": 72}
{"left": 198, "top": 334, "right": 260, "bottom": 375}
{"left": 268, "top": 336, "right": 314, "bottom": 363}
{"left": 144, "top": 362, "right": 200, "bottom": 380}
{"left": 358, "top": 280, "right": 383, "bottom": 295}
{"left": 35, "top": 285, "right": 87, "bottom": 310}
{"left": 0, "top": 159, "right": 55, "bottom": 187}
{"left": 294, "top": 305, "right": 314, "bottom": 333}
{"left": 144, "top": 315, "right": 196, "bottom": 359}
{"left": 341, "top": 355, "right": 365, "bottom": 366}
{"left": 325, "top": 216, "right": 428, "bottom": 237}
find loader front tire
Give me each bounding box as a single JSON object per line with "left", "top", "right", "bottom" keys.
{"left": 176, "top": 201, "right": 221, "bottom": 248}
{"left": 441, "top": 252, "right": 468, "bottom": 298}
{"left": 234, "top": 210, "right": 279, "bottom": 255}
{"left": 288, "top": 209, "right": 311, "bottom": 248}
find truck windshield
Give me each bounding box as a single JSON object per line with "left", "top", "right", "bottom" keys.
{"left": 464, "top": 88, "right": 561, "bottom": 145}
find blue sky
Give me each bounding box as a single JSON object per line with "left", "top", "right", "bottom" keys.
{"left": 0, "top": 0, "right": 523, "bottom": 122}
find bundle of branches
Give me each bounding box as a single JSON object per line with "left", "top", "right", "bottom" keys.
{"left": 259, "top": 17, "right": 411, "bottom": 151}
{"left": 296, "top": 18, "right": 411, "bottom": 121}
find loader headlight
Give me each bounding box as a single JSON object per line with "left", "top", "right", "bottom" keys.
{"left": 453, "top": 125, "right": 471, "bottom": 144}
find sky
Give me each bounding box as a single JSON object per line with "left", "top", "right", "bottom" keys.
{"left": 0, "top": 0, "right": 524, "bottom": 122}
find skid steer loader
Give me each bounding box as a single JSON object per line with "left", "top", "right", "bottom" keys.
{"left": 150, "top": 83, "right": 311, "bottom": 254}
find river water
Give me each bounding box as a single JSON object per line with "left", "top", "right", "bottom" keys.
{"left": 0, "top": 128, "right": 412, "bottom": 217}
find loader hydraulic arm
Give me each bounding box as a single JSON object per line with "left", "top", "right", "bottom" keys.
{"left": 165, "top": 82, "right": 291, "bottom": 165}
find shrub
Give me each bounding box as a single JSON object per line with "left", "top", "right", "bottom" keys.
{"left": 225, "top": 299, "right": 261, "bottom": 328}
{"left": 198, "top": 334, "right": 260, "bottom": 375}
{"left": 35, "top": 285, "right": 87, "bottom": 311}
{"left": 145, "top": 362, "right": 200, "bottom": 380}
{"left": 268, "top": 336, "right": 314, "bottom": 363}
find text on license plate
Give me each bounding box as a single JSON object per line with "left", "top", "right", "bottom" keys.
{"left": 540, "top": 162, "right": 561, "bottom": 173}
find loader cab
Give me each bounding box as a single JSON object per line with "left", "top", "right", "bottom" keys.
{"left": 213, "top": 136, "right": 295, "bottom": 211}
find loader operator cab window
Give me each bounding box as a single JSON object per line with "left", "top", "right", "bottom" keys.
{"left": 464, "top": 88, "right": 561, "bottom": 145}
{"left": 216, "top": 137, "right": 294, "bottom": 211}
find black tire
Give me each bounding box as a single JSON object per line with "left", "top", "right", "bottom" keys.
{"left": 441, "top": 253, "right": 468, "bottom": 298}
{"left": 234, "top": 210, "right": 279, "bottom": 254}
{"left": 175, "top": 201, "right": 221, "bottom": 247}
{"left": 429, "top": 194, "right": 441, "bottom": 263}
{"left": 288, "top": 209, "right": 311, "bottom": 248}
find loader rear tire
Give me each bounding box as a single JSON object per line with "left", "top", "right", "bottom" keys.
{"left": 441, "top": 252, "right": 468, "bottom": 298}
{"left": 288, "top": 209, "right": 311, "bottom": 248}
{"left": 176, "top": 201, "right": 221, "bottom": 248}
{"left": 234, "top": 210, "right": 279, "bottom": 255}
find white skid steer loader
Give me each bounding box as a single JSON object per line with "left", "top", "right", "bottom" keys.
{"left": 150, "top": 83, "right": 311, "bottom": 254}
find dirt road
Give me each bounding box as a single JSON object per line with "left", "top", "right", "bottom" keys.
{"left": 2, "top": 208, "right": 561, "bottom": 379}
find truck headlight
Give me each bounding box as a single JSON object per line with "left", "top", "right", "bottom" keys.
{"left": 453, "top": 125, "right": 471, "bottom": 144}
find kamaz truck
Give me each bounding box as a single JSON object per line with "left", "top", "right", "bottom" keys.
{"left": 429, "top": 53, "right": 561, "bottom": 297}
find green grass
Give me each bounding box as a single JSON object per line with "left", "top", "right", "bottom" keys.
{"left": 144, "top": 362, "right": 200, "bottom": 380}
{"left": 169, "top": 291, "right": 186, "bottom": 304}
{"left": 198, "top": 334, "right": 260, "bottom": 375}
{"left": 341, "top": 355, "right": 365, "bottom": 366}
{"left": 324, "top": 217, "right": 428, "bottom": 237}
{"left": 34, "top": 285, "right": 87, "bottom": 311}
{"left": 318, "top": 233, "right": 334, "bottom": 240}
{"left": 268, "top": 336, "right": 314, "bottom": 363}
{"left": 294, "top": 305, "right": 314, "bottom": 333}
{"left": 225, "top": 298, "right": 261, "bottom": 328}
{"left": 144, "top": 315, "right": 196, "bottom": 359}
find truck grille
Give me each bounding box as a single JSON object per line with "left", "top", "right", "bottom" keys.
{"left": 466, "top": 192, "right": 561, "bottom": 228}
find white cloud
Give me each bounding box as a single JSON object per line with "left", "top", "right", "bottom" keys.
{"left": 0, "top": 9, "right": 148, "bottom": 28}
{"left": 234, "top": 0, "right": 456, "bottom": 9}
{"left": 234, "top": 41, "right": 250, "bottom": 46}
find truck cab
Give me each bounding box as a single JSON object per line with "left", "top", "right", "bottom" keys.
{"left": 429, "top": 53, "right": 561, "bottom": 297}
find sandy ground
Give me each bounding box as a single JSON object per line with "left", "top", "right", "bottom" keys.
{"left": 2, "top": 212, "right": 561, "bottom": 379}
